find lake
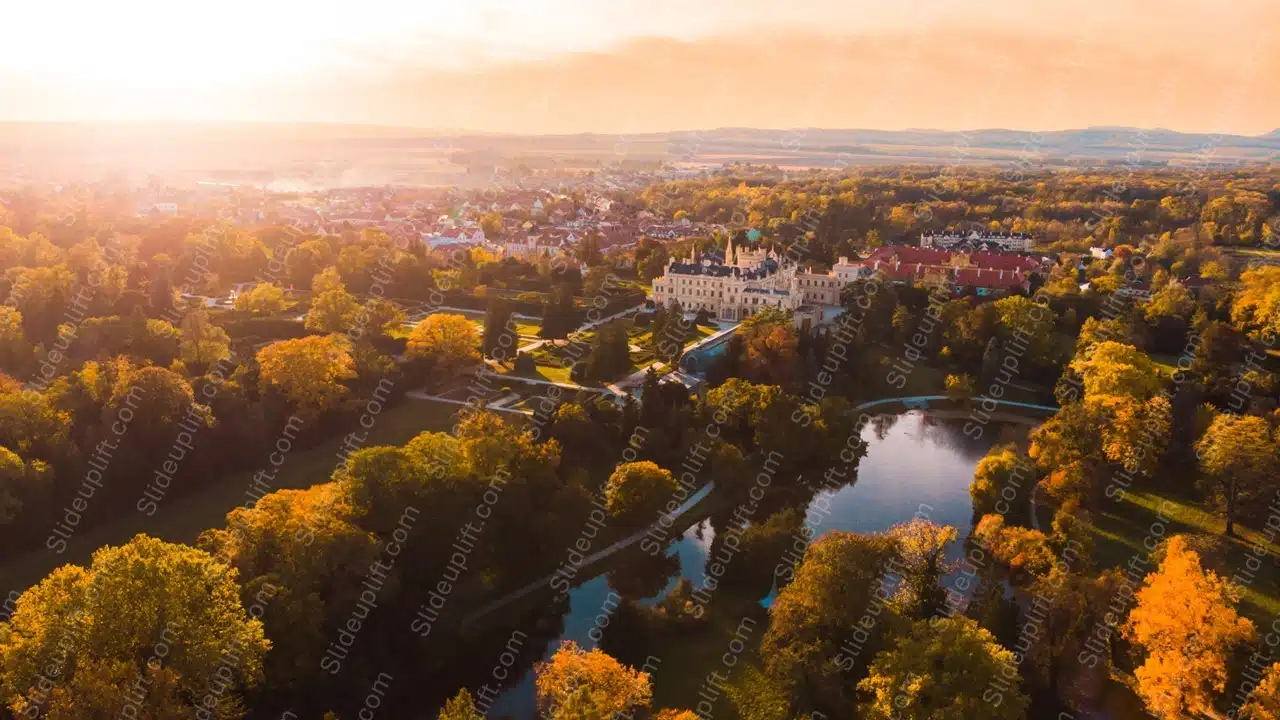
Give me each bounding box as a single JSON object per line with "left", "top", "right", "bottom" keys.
{"left": 481, "top": 411, "right": 1015, "bottom": 718}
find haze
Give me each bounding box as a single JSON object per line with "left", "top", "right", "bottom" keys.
{"left": 2, "top": 0, "right": 1277, "bottom": 134}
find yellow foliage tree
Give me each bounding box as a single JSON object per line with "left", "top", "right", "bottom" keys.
{"left": 256, "top": 334, "right": 356, "bottom": 418}
{"left": 233, "top": 282, "right": 288, "bottom": 315}
{"left": 1124, "top": 535, "right": 1255, "bottom": 718}
{"left": 535, "top": 641, "right": 652, "bottom": 719}
{"left": 406, "top": 314, "right": 480, "bottom": 380}
{"left": 1241, "top": 662, "right": 1280, "bottom": 720}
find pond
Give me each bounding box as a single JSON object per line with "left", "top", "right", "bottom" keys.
{"left": 481, "top": 411, "right": 1016, "bottom": 718}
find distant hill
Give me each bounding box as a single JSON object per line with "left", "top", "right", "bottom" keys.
{"left": 0, "top": 123, "right": 1275, "bottom": 187}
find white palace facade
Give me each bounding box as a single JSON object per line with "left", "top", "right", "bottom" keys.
{"left": 650, "top": 237, "right": 853, "bottom": 323}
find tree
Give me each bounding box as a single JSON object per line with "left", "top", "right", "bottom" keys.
{"left": 760, "top": 531, "right": 905, "bottom": 716}
{"left": 994, "top": 295, "right": 1058, "bottom": 365}
{"left": 1195, "top": 414, "right": 1280, "bottom": 536}
{"left": 1069, "top": 341, "right": 1163, "bottom": 402}
{"left": 577, "top": 232, "right": 602, "bottom": 266}
{"left": 311, "top": 266, "right": 345, "bottom": 295}
{"left": 406, "top": 314, "right": 481, "bottom": 381}
{"left": 360, "top": 298, "right": 405, "bottom": 338}
{"left": 605, "top": 461, "right": 678, "bottom": 527}
{"left": 0, "top": 535, "right": 269, "bottom": 718}
{"left": 438, "top": 688, "right": 485, "bottom": 720}
{"left": 970, "top": 444, "right": 1025, "bottom": 516}
{"left": 129, "top": 314, "right": 182, "bottom": 367}
{"left": 479, "top": 212, "right": 504, "bottom": 238}
{"left": 889, "top": 518, "right": 957, "bottom": 619}
{"left": 179, "top": 308, "right": 231, "bottom": 368}
{"left": 305, "top": 287, "right": 360, "bottom": 333}
{"left": 0, "top": 306, "right": 31, "bottom": 376}
{"left": 1241, "top": 663, "right": 1280, "bottom": 720}
{"left": 1123, "top": 535, "right": 1255, "bottom": 718}
{"left": 857, "top": 616, "right": 1030, "bottom": 720}
{"left": 233, "top": 282, "right": 288, "bottom": 315}
{"left": 0, "top": 446, "right": 51, "bottom": 525}
{"left": 739, "top": 307, "right": 798, "bottom": 384}
{"left": 1231, "top": 266, "right": 1280, "bottom": 342}
{"left": 482, "top": 296, "right": 517, "bottom": 360}
{"left": 945, "top": 373, "right": 975, "bottom": 402}
{"left": 257, "top": 335, "right": 357, "bottom": 418}
{"left": 535, "top": 641, "right": 652, "bottom": 719}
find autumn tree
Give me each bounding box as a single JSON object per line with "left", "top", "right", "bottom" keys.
{"left": 179, "top": 308, "right": 231, "bottom": 368}
{"left": 1069, "top": 340, "right": 1163, "bottom": 401}
{"left": 535, "top": 642, "right": 652, "bottom": 719}
{"left": 233, "top": 282, "right": 288, "bottom": 315}
{"left": 857, "top": 616, "right": 1030, "bottom": 720}
{"left": 1196, "top": 414, "right": 1280, "bottom": 536}
{"left": 360, "top": 298, "right": 405, "bottom": 338}
{"left": 0, "top": 535, "right": 269, "bottom": 718}
{"left": 257, "top": 334, "right": 357, "bottom": 418}
{"left": 1123, "top": 535, "right": 1255, "bottom": 718}
{"left": 605, "top": 461, "right": 679, "bottom": 527}
{"left": 1241, "top": 663, "right": 1280, "bottom": 720}
{"left": 889, "top": 518, "right": 957, "bottom": 619}
{"left": 1231, "top": 266, "right": 1280, "bottom": 342}
{"left": 970, "top": 444, "right": 1027, "bottom": 516}
{"left": 0, "top": 445, "right": 51, "bottom": 526}
{"left": 305, "top": 286, "right": 360, "bottom": 333}
{"left": 438, "top": 688, "right": 485, "bottom": 720}
{"left": 406, "top": 313, "right": 481, "bottom": 383}
{"left": 739, "top": 306, "right": 799, "bottom": 384}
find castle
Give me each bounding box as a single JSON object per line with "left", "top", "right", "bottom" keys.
{"left": 649, "top": 235, "right": 844, "bottom": 323}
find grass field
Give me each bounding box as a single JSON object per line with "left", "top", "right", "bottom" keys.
{"left": 0, "top": 399, "right": 464, "bottom": 595}
{"left": 1090, "top": 488, "right": 1280, "bottom": 620}
{"left": 512, "top": 320, "right": 542, "bottom": 338}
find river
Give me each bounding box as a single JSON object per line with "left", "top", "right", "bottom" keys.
{"left": 480, "top": 410, "right": 1017, "bottom": 718}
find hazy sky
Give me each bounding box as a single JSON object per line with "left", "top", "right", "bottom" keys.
{"left": 2, "top": 0, "right": 1276, "bottom": 134}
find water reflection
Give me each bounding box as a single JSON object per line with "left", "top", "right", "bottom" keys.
{"left": 473, "top": 411, "right": 1007, "bottom": 718}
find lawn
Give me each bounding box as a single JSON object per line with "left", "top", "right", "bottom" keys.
{"left": 512, "top": 320, "right": 542, "bottom": 338}
{"left": 0, "top": 398, "right": 464, "bottom": 595}
{"left": 1089, "top": 488, "right": 1280, "bottom": 621}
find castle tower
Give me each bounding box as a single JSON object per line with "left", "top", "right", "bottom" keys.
{"left": 724, "top": 235, "right": 735, "bottom": 267}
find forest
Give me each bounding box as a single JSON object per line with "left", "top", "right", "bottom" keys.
{"left": 0, "top": 165, "right": 1277, "bottom": 719}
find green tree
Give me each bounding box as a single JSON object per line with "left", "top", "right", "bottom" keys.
{"left": 0, "top": 535, "right": 270, "bottom": 718}
{"left": 605, "top": 461, "right": 678, "bottom": 527}
{"left": 482, "top": 296, "right": 517, "bottom": 360}
{"left": 1195, "top": 414, "right": 1280, "bottom": 536}
{"left": 761, "top": 531, "right": 906, "bottom": 716}
{"left": 857, "top": 616, "right": 1030, "bottom": 720}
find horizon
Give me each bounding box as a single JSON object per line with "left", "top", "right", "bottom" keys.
{"left": 0, "top": 119, "right": 1275, "bottom": 139}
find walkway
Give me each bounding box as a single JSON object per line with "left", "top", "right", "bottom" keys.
{"left": 402, "top": 390, "right": 533, "bottom": 416}
{"left": 853, "top": 395, "right": 1059, "bottom": 413}
{"left": 462, "top": 481, "right": 716, "bottom": 625}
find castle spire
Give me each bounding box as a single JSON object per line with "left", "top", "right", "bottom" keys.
{"left": 724, "top": 234, "right": 734, "bottom": 266}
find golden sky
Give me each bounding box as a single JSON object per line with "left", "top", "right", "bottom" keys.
{"left": 2, "top": 0, "right": 1276, "bottom": 134}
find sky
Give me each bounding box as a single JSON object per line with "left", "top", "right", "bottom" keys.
{"left": 2, "top": 0, "right": 1277, "bottom": 135}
